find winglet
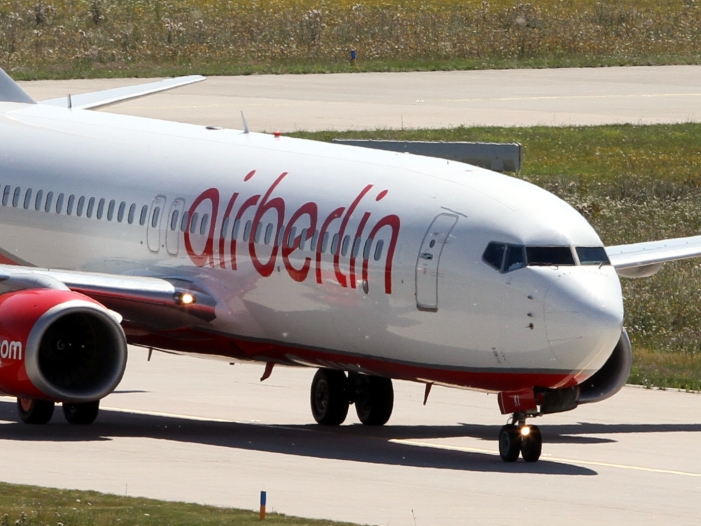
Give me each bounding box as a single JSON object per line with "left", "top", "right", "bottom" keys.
{"left": 40, "top": 74, "right": 205, "bottom": 110}
{"left": 0, "top": 68, "right": 36, "bottom": 105}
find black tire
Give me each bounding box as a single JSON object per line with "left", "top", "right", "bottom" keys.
{"left": 354, "top": 375, "right": 394, "bottom": 426}
{"left": 310, "top": 369, "right": 349, "bottom": 425}
{"left": 63, "top": 400, "right": 100, "bottom": 425}
{"left": 520, "top": 425, "right": 542, "bottom": 462}
{"left": 17, "top": 398, "right": 55, "bottom": 425}
{"left": 498, "top": 424, "right": 521, "bottom": 462}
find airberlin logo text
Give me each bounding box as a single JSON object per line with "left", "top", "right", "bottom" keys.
{"left": 0, "top": 339, "right": 23, "bottom": 360}
{"left": 183, "top": 171, "right": 400, "bottom": 294}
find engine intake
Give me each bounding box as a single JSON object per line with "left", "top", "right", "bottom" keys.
{"left": 578, "top": 328, "right": 632, "bottom": 405}
{"left": 0, "top": 289, "right": 127, "bottom": 402}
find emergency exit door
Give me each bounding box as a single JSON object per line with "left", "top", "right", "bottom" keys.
{"left": 415, "top": 213, "right": 458, "bottom": 311}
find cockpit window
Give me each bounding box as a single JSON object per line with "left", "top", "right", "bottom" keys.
{"left": 482, "top": 242, "right": 506, "bottom": 271}
{"left": 526, "top": 246, "right": 575, "bottom": 266}
{"left": 576, "top": 246, "right": 611, "bottom": 265}
{"left": 504, "top": 245, "right": 526, "bottom": 272}
{"left": 483, "top": 242, "right": 581, "bottom": 273}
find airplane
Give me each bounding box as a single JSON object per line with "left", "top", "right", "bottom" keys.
{"left": 1, "top": 67, "right": 700, "bottom": 463}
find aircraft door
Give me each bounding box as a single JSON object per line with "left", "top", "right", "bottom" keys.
{"left": 147, "top": 195, "right": 167, "bottom": 253}
{"left": 166, "top": 198, "right": 185, "bottom": 255}
{"left": 415, "top": 213, "right": 459, "bottom": 311}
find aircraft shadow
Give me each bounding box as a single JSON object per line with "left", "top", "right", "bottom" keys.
{"left": 6, "top": 400, "right": 697, "bottom": 476}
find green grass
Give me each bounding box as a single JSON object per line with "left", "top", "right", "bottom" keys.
{"left": 0, "top": 482, "right": 359, "bottom": 526}
{"left": 2, "top": 0, "right": 701, "bottom": 79}
{"left": 291, "top": 124, "right": 701, "bottom": 391}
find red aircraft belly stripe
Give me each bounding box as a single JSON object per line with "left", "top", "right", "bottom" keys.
{"left": 123, "top": 325, "right": 579, "bottom": 393}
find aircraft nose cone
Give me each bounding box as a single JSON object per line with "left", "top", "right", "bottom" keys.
{"left": 544, "top": 268, "right": 624, "bottom": 374}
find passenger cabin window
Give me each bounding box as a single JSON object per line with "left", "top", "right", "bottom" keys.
{"left": 55, "top": 193, "right": 64, "bottom": 214}
{"left": 128, "top": 203, "right": 136, "bottom": 224}
{"left": 140, "top": 205, "right": 148, "bottom": 226}
{"left": 2, "top": 186, "right": 9, "bottom": 206}
{"left": 171, "top": 210, "right": 180, "bottom": 231}
{"left": 44, "top": 192, "right": 54, "bottom": 212}
{"left": 576, "top": 246, "right": 611, "bottom": 265}
{"left": 34, "top": 190, "right": 43, "bottom": 211}
{"left": 66, "top": 195, "right": 75, "bottom": 215}
{"left": 23, "top": 189, "right": 32, "bottom": 210}
{"left": 107, "top": 200, "right": 116, "bottom": 221}
{"left": 87, "top": 197, "right": 95, "bottom": 218}
{"left": 117, "top": 201, "right": 126, "bottom": 222}
{"left": 180, "top": 211, "right": 188, "bottom": 232}
{"left": 12, "top": 187, "right": 21, "bottom": 207}
{"left": 97, "top": 198, "right": 105, "bottom": 219}
{"left": 77, "top": 196, "right": 85, "bottom": 217}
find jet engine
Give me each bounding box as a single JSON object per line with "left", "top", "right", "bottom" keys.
{"left": 0, "top": 289, "right": 127, "bottom": 402}
{"left": 578, "top": 328, "right": 632, "bottom": 404}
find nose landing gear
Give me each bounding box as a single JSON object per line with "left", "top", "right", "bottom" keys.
{"left": 498, "top": 412, "right": 542, "bottom": 462}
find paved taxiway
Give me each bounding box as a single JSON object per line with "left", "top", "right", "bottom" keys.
{"left": 1, "top": 348, "right": 700, "bottom": 525}
{"left": 4, "top": 66, "right": 701, "bottom": 524}
{"left": 19, "top": 65, "right": 701, "bottom": 131}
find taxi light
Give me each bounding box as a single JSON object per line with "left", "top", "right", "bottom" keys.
{"left": 520, "top": 426, "right": 531, "bottom": 437}
{"left": 174, "top": 292, "right": 196, "bottom": 306}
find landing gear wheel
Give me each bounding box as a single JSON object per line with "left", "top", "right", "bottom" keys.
{"left": 498, "top": 424, "right": 521, "bottom": 462}
{"left": 310, "top": 369, "right": 349, "bottom": 425}
{"left": 520, "top": 425, "right": 542, "bottom": 462}
{"left": 63, "top": 400, "right": 100, "bottom": 425}
{"left": 353, "top": 375, "right": 394, "bottom": 426}
{"left": 17, "top": 398, "right": 55, "bottom": 425}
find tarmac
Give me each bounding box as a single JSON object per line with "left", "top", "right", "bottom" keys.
{"left": 3, "top": 66, "right": 701, "bottom": 525}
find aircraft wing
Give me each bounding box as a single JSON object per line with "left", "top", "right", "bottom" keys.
{"left": 606, "top": 235, "right": 701, "bottom": 278}
{"left": 0, "top": 265, "right": 216, "bottom": 325}
{"left": 40, "top": 75, "right": 205, "bottom": 110}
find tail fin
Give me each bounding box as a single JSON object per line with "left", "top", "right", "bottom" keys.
{"left": 0, "top": 68, "right": 36, "bottom": 104}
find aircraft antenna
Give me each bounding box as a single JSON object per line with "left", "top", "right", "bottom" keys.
{"left": 240, "top": 110, "right": 249, "bottom": 134}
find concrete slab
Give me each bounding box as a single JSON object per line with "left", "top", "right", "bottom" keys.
{"left": 18, "top": 66, "right": 701, "bottom": 132}
{"left": 1, "top": 347, "right": 700, "bottom": 525}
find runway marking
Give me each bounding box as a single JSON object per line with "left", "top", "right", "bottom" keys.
{"left": 391, "top": 439, "right": 701, "bottom": 478}
{"left": 100, "top": 405, "right": 315, "bottom": 431}
{"left": 441, "top": 92, "right": 701, "bottom": 103}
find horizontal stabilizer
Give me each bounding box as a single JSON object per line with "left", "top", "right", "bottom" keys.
{"left": 606, "top": 235, "right": 701, "bottom": 278}
{"left": 40, "top": 75, "right": 205, "bottom": 110}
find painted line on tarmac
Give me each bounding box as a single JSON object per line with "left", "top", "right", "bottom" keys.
{"left": 391, "top": 439, "right": 701, "bottom": 478}
{"left": 443, "top": 93, "right": 701, "bottom": 103}
{"left": 100, "top": 405, "right": 315, "bottom": 431}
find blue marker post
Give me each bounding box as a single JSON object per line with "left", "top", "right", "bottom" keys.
{"left": 260, "top": 490, "right": 267, "bottom": 520}
{"left": 350, "top": 49, "right": 357, "bottom": 66}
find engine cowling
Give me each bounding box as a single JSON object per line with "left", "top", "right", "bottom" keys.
{"left": 578, "top": 328, "right": 632, "bottom": 404}
{"left": 0, "top": 289, "right": 127, "bottom": 402}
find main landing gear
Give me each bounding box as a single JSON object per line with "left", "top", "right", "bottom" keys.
{"left": 16, "top": 398, "right": 101, "bottom": 425}
{"left": 498, "top": 412, "right": 542, "bottom": 462}
{"left": 310, "top": 368, "right": 394, "bottom": 426}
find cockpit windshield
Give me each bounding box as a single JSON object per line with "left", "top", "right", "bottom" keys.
{"left": 482, "top": 242, "right": 610, "bottom": 273}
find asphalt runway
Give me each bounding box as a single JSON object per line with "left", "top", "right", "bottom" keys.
{"left": 4, "top": 67, "right": 701, "bottom": 524}
{"left": 1, "top": 348, "right": 700, "bottom": 525}
{"left": 19, "top": 65, "right": 701, "bottom": 131}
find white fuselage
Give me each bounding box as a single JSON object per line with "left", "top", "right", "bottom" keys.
{"left": 0, "top": 101, "right": 624, "bottom": 393}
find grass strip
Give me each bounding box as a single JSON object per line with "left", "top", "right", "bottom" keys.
{"left": 292, "top": 124, "right": 701, "bottom": 391}
{"left": 0, "top": 482, "right": 360, "bottom": 526}
{"left": 1, "top": 0, "right": 701, "bottom": 79}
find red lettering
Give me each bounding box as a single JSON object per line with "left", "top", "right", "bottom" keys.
{"left": 315, "top": 207, "right": 345, "bottom": 285}
{"left": 362, "top": 214, "right": 401, "bottom": 294}
{"left": 334, "top": 185, "right": 372, "bottom": 288}
{"left": 231, "top": 195, "right": 260, "bottom": 269}
{"left": 349, "top": 211, "right": 372, "bottom": 288}
{"left": 250, "top": 173, "right": 288, "bottom": 277}
{"left": 282, "top": 202, "right": 318, "bottom": 282}
{"left": 184, "top": 188, "right": 219, "bottom": 267}
{"left": 218, "top": 192, "right": 239, "bottom": 269}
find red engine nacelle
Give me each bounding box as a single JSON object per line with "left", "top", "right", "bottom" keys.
{"left": 0, "top": 288, "right": 127, "bottom": 402}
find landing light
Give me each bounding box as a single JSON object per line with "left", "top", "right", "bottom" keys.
{"left": 520, "top": 426, "right": 531, "bottom": 437}
{"left": 174, "top": 292, "right": 196, "bottom": 306}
